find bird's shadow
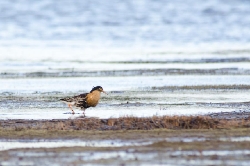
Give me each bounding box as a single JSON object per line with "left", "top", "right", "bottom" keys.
{"left": 63, "top": 112, "right": 81, "bottom": 115}
{"left": 63, "top": 112, "right": 87, "bottom": 119}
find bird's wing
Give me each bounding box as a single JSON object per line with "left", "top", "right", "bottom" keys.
{"left": 75, "top": 93, "right": 90, "bottom": 109}
{"left": 60, "top": 93, "right": 88, "bottom": 103}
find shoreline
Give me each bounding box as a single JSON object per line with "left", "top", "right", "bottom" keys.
{"left": 1, "top": 112, "right": 249, "bottom": 132}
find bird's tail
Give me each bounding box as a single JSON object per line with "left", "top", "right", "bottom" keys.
{"left": 60, "top": 98, "right": 67, "bottom": 102}
{"left": 60, "top": 97, "right": 73, "bottom": 103}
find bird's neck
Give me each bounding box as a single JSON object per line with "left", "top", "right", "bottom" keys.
{"left": 90, "top": 91, "right": 101, "bottom": 98}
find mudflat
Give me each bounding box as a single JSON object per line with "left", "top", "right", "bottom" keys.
{"left": 1, "top": 126, "right": 250, "bottom": 165}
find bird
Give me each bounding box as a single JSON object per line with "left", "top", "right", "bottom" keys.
{"left": 60, "top": 86, "right": 107, "bottom": 116}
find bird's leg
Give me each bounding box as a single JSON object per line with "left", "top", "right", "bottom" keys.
{"left": 82, "top": 109, "right": 85, "bottom": 117}
{"left": 81, "top": 108, "right": 86, "bottom": 117}
{"left": 68, "top": 104, "right": 75, "bottom": 114}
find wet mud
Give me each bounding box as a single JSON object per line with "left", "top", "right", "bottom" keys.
{"left": 1, "top": 129, "right": 250, "bottom": 165}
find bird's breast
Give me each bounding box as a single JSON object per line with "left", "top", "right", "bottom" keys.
{"left": 86, "top": 92, "right": 101, "bottom": 107}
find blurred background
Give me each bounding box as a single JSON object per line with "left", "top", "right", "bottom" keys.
{"left": 0, "top": 0, "right": 250, "bottom": 61}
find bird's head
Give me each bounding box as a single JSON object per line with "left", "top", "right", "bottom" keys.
{"left": 90, "top": 86, "right": 107, "bottom": 94}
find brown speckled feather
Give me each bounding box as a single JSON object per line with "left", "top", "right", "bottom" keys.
{"left": 60, "top": 93, "right": 89, "bottom": 109}
{"left": 75, "top": 93, "right": 90, "bottom": 109}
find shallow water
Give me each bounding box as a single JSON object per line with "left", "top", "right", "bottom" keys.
{"left": 1, "top": 0, "right": 250, "bottom": 46}
{"left": 3, "top": 135, "right": 249, "bottom": 151}
{"left": 0, "top": 139, "right": 152, "bottom": 151}
{"left": 1, "top": 76, "right": 250, "bottom": 119}
{"left": 1, "top": 135, "right": 250, "bottom": 166}
{"left": 2, "top": 75, "right": 250, "bottom": 93}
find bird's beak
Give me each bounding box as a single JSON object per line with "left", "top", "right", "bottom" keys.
{"left": 102, "top": 90, "right": 108, "bottom": 95}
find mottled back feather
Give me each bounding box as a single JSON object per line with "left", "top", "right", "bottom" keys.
{"left": 60, "top": 93, "right": 90, "bottom": 109}
{"left": 75, "top": 94, "right": 90, "bottom": 109}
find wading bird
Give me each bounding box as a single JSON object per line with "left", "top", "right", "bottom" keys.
{"left": 60, "top": 86, "right": 107, "bottom": 116}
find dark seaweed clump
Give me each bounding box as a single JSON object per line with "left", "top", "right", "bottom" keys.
{"left": 1, "top": 115, "right": 250, "bottom": 131}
